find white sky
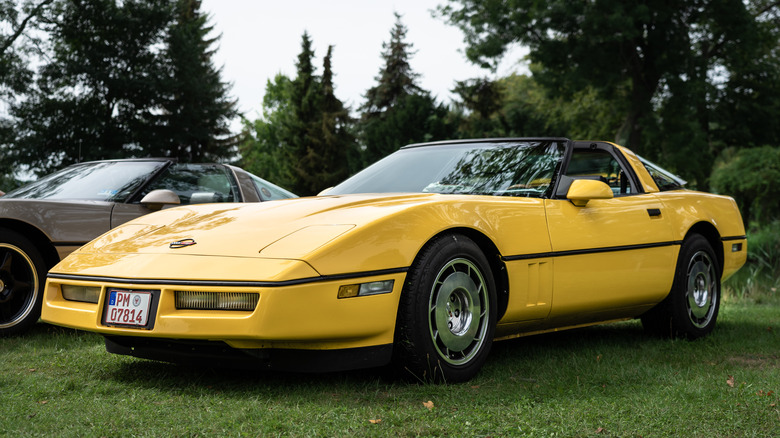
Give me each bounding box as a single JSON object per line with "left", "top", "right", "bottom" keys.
{"left": 199, "top": 0, "right": 528, "bottom": 120}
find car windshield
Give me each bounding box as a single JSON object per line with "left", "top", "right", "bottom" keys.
{"left": 3, "top": 160, "right": 167, "bottom": 202}
{"left": 328, "top": 140, "right": 567, "bottom": 198}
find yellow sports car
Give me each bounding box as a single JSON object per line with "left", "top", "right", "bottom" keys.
{"left": 41, "top": 138, "right": 747, "bottom": 382}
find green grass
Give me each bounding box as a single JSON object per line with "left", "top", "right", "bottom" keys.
{"left": 2, "top": 299, "right": 779, "bottom": 437}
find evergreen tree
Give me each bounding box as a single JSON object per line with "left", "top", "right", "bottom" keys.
{"left": 241, "top": 34, "right": 357, "bottom": 195}
{"left": 284, "top": 31, "right": 323, "bottom": 195}
{"left": 359, "top": 13, "right": 454, "bottom": 166}
{"left": 316, "top": 45, "right": 357, "bottom": 186}
{"left": 159, "top": 0, "right": 239, "bottom": 162}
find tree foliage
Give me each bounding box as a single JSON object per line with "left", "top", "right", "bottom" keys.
{"left": 440, "top": 0, "right": 780, "bottom": 190}
{"left": 240, "top": 33, "right": 357, "bottom": 196}
{"left": 157, "top": 0, "right": 239, "bottom": 162}
{"left": 358, "top": 13, "right": 455, "bottom": 166}
{"left": 710, "top": 146, "right": 780, "bottom": 226}
{"left": 5, "top": 0, "right": 237, "bottom": 176}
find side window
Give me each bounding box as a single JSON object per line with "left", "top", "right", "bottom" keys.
{"left": 249, "top": 174, "right": 297, "bottom": 200}
{"left": 567, "top": 149, "right": 634, "bottom": 196}
{"left": 141, "top": 164, "right": 239, "bottom": 204}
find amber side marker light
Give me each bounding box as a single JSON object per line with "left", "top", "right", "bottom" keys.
{"left": 338, "top": 280, "right": 394, "bottom": 299}
{"left": 61, "top": 285, "right": 101, "bottom": 303}
{"left": 175, "top": 291, "right": 259, "bottom": 311}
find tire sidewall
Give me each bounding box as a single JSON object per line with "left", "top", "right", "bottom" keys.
{"left": 669, "top": 234, "right": 721, "bottom": 339}
{"left": 0, "top": 229, "right": 47, "bottom": 336}
{"left": 395, "top": 234, "right": 497, "bottom": 382}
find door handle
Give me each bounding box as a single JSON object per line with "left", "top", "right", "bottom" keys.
{"left": 647, "top": 208, "right": 662, "bottom": 217}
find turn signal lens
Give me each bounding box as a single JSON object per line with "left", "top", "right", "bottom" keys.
{"left": 61, "top": 285, "right": 101, "bottom": 303}
{"left": 338, "top": 280, "right": 394, "bottom": 299}
{"left": 175, "top": 291, "right": 259, "bottom": 311}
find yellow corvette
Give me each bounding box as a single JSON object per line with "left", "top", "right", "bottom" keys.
{"left": 41, "top": 138, "right": 747, "bottom": 382}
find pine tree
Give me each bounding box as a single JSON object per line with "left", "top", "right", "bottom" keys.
{"left": 283, "top": 31, "right": 323, "bottom": 195}
{"left": 241, "top": 35, "right": 359, "bottom": 195}
{"left": 362, "top": 13, "right": 421, "bottom": 116}
{"left": 159, "top": 0, "right": 239, "bottom": 162}
{"left": 359, "top": 13, "right": 454, "bottom": 166}
{"left": 317, "top": 45, "right": 357, "bottom": 186}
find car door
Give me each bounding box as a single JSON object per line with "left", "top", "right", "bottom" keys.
{"left": 544, "top": 143, "right": 677, "bottom": 324}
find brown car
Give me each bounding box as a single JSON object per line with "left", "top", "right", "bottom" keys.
{"left": 0, "top": 158, "right": 296, "bottom": 336}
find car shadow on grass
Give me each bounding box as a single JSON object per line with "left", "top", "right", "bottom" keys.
{"left": 24, "top": 313, "right": 778, "bottom": 392}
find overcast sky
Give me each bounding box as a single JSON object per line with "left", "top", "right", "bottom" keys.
{"left": 199, "top": 0, "right": 528, "bottom": 120}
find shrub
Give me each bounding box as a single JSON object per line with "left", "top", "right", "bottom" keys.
{"left": 710, "top": 146, "right": 780, "bottom": 226}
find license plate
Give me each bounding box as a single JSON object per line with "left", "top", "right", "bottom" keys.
{"left": 105, "top": 289, "right": 152, "bottom": 327}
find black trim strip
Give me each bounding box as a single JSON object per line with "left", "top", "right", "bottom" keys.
{"left": 47, "top": 267, "right": 409, "bottom": 288}
{"left": 721, "top": 235, "right": 747, "bottom": 242}
{"left": 502, "top": 240, "right": 683, "bottom": 262}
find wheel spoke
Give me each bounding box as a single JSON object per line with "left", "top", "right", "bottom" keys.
{"left": 428, "top": 257, "right": 490, "bottom": 365}
{"left": 0, "top": 250, "right": 11, "bottom": 272}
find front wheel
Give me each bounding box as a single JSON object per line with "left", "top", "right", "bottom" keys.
{"left": 0, "top": 229, "right": 47, "bottom": 336}
{"left": 641, "top": 234, "right": 721, "bottom": 339}
{"left": 394, "top": 234, "right": 496, "bottom": 383}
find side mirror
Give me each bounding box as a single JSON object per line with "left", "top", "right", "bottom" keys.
{"left": 140, "top": 189, "right": 181, "bottom": 211}
{"left": 566, "top": 179, "right": 613, "bottom": 207}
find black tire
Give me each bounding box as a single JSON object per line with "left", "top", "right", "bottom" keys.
{"left": 393, "top": 233, "right": 497, "bottom": 383}
{"left": 0, "top": 229, "right": 47, "bottom": 336}
{"left": 641, "top": 234, "right": 721, "bottom": 339}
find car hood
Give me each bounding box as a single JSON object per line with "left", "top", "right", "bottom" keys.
{"left": 51, "top": 192, "right": 552, "bottom": 281}
{"left": 73, "top": 193, "right": 440, "bottom": 258}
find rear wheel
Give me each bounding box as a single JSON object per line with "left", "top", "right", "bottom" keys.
{"left": 0, "top": 229, "right": 46, "bottom": 336}
{"left": 394, "top": 234, "right": 496, "bottom": 383}
{"left": 641, "top": 234, "right": 720, "bottom": 339}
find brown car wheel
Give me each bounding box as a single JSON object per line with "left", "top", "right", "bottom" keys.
{"left": 0, "top": 229, "right": 46, "bottom": 336}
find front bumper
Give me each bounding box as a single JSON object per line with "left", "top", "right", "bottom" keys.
{"left": 41, "top": 271, "right": 406, "bottom": 356}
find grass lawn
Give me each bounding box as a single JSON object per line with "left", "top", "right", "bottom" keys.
{"left": 1, "top": 299, "right": 778, "bottom": 437}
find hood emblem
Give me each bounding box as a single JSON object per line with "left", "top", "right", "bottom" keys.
{"left": 170, "top": 238, "right": 197, "bottom": 249}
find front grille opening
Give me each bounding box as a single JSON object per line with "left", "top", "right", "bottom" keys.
{"left": 174, "top": 291, "right": 259, "bottom": 311}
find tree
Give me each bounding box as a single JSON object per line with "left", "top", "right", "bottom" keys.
{"left": 1, "top": 0, "right": 53, "bottom": 98}
{"left": 440, "top": 0, "right": 780, "bottom": 188}
{"left": 239, "top": 74, "right": 293, "bottom": 188}
{"left": 710, "top": 146, "right": 780, "bottom": 226}
{"left": 8, "top": 0, "right": 174, "bottom": 175}
{"left": 240, "top": 34, "right": 358, "bottom": 195}
{"left": 7, "top": 0, "right": 238, "bottom": 176}
{"left": 359, "top": 13, "right": 454, "bottom": 166}
{"left": 156, "top": 0, "right": 239, "bottom": 162}
{"left": 315, "top": 45, "right": 358, "bottom": 185}
{"left": 1, "top": 0, "right": 55, "bottom": 187}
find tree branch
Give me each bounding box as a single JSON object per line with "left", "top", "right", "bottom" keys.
{"left": 0, "top": 0, "right": 56, "bottom": 55}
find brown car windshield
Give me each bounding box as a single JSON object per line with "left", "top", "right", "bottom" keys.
{"left": 4, "top": 161, "right": 167, "bottom": 202}
{"left": 328, "top": 140, "right": 566, "bottom": 198}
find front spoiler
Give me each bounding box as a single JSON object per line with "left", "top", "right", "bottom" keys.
{"left": 105, "top": 336, "right": 394, "bottom": 373}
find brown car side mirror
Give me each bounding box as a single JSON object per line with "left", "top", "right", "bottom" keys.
{"left": 140, "top": 189, "right": 181, "bottom": 211}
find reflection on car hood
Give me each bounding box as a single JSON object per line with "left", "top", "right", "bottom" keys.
{"left": 75, "top": 193, "right": 441, "bottom": 259}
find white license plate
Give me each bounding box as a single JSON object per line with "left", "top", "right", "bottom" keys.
{"left": 105, "top": 289, "right": 152, "bottom": 327}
